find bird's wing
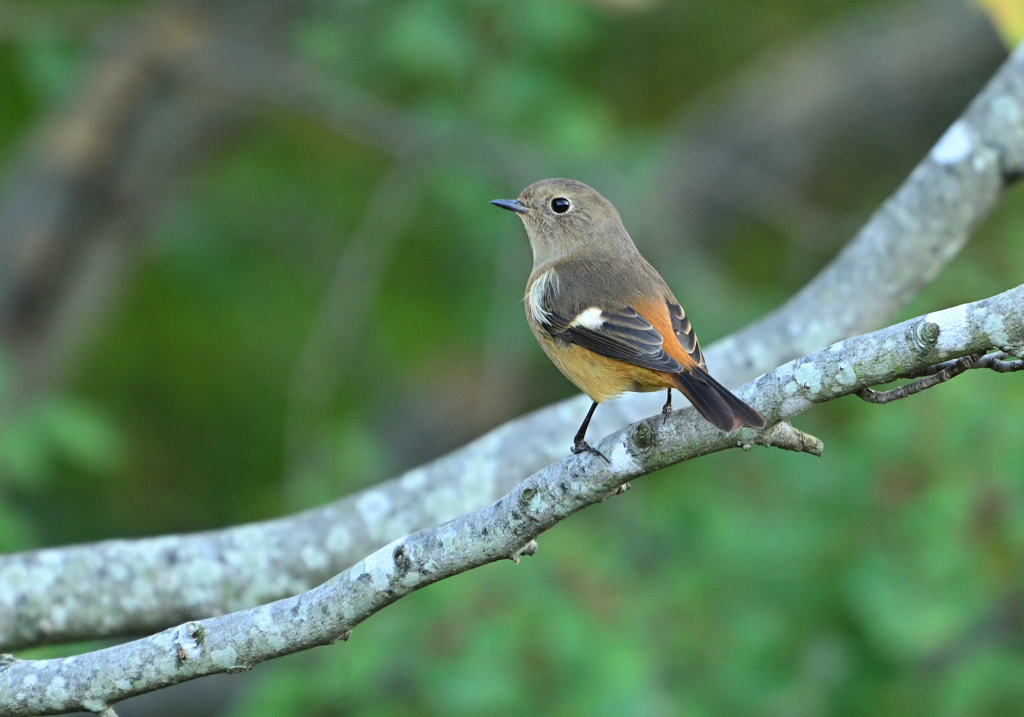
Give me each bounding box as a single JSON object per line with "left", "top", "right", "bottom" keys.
{"left": 532, "top": 293, "right": 683, "bottom": 375}
{"left": 529, "top": 264, "right": 700, "bottom": 374}
{"left": 552, "top": 304, "right": 685, "bottom": 373}
{"left": 667, "top": 301, "right": 705, "bottom": 368}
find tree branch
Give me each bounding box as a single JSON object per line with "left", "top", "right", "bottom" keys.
{"left": 979, "top": 350, "right": 1024, "bottom": 372}
{"left": 856, "top": 348, "right": 1024, "bottom": 402}
{"left": 856, "top": 350, "right": 986, "bottom": 403}
{"left": 657, "top": 0, "right": 1004, "bottom": 244}
{"left": 702, "top": 38, "right": 1024, "bottom": 387}
{"left": 0, "top": 0, "right": 307, "bottom": 406}
{"left": 3, "top": 281, "right": 1023, "bottom": 715}
{"left": 283, "top": 163, "right": 423, "bottom": 480}
{"left": 5, "top": 36, "right": 1024, "bottom": 654}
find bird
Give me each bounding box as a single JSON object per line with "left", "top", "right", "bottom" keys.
{"left": 491, "top": 178, "right": 765, "bottom": 459}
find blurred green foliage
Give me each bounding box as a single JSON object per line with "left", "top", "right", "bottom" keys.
{"left": 1, "top": 0, "right": 1023, "bottom": 715}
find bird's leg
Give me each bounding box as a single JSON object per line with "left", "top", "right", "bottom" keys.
{"left": 571, "top": 401, "right": 609, "bottom": 462}
{"left": 661, "top": 388, "right": 673, "bottom": 424}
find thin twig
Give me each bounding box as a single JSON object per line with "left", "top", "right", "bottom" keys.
{"left": 857, "top": 350, "right": 1024, "bottom": 404}
{"left": 856, "top": 351, "right": 985, "bottom": 404}
{"left": 283, "top": 163, "right": 421, "bottom": 482}
{"left": 978, "top": 351, "right": 1024, "bottom": 373}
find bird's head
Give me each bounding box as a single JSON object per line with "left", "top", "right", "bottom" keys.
{"left": 491, "top": 178, "right": 629, "bottom": 267}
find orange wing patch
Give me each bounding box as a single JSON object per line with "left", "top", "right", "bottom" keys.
{"left": 632, "top": 299, "right": 699, "bottom": 370}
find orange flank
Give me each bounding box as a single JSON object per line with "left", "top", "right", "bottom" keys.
{"left": 534, "top": 337, "right": 672, "bottom": 403}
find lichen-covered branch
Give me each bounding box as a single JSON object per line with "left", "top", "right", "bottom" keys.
{"left": 703, "top": 40, "right": 1024, "bottom": 386}
{"left": 3, "top": 282, "right": 1023, "bottom": 716}
{"left": 4, "top": 38, "right": 1024, "bottom": 654}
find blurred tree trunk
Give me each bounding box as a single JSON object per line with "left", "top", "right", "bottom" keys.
{"left": 0, "top": 0, "right": 304, "bottom": 407}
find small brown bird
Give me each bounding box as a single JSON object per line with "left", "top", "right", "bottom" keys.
{"left": 492, "top": 178, "right": 765, "bottom": 458}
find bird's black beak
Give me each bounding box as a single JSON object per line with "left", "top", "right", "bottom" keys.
{"left": 490, "top": 199, "right": 530, "bottom": 214}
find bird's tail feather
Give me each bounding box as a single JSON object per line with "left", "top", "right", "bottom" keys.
{"left": 671, "top": 368, "right": 766, "bottom": 432}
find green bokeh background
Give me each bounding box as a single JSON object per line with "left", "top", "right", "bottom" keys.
{"left": 2, "top": 1, "right": 1024, "bottom": 715}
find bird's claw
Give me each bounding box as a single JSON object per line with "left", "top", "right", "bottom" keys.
{"left": 572, "top": 440, "right": 610, "bottom": 463}
{"left": 660, "top": 390, "right": 673, "bottom": 425}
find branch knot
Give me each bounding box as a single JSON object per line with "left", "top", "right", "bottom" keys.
{"left": 172, "top": 622, "right": 204, "bottom": 665}
{"left": 517, "top": 481, "right": 542, "bottom": 514}
{"left": 910, "top": 320, "right": 940, "bottom": 354}
{"left": 392, "top": 543, "right": 413, "bottom": 577}
{"left": 629, "top": 422, "right": 655, "bottom": 451}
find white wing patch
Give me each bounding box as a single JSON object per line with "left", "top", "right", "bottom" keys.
{"left": 569, "top": 307, "right": 605, "bottom": 331}
{"left": 528, "top": 267, "right": 559, "bottom": 325}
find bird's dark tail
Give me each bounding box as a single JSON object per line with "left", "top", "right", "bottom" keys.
{"left": 670, "top": 368, "right": 766, "bottom": 432}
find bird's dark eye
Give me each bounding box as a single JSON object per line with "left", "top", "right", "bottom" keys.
{"left": 551, "top": 197, "right": 571, "bottom": 214}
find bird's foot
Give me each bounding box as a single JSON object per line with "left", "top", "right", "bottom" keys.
{"left": 660, "top": 403, "right": 673, "bottom": 425}
{"left": 572, "top": 439, "right": 609, "bottom": 463}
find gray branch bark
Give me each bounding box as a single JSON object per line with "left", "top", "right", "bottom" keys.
{"left": 4, "top": 37, "right": 1024, "bottom": 654}
{"left": 3, "top": 281, "right": 1023, "bottom": 715}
